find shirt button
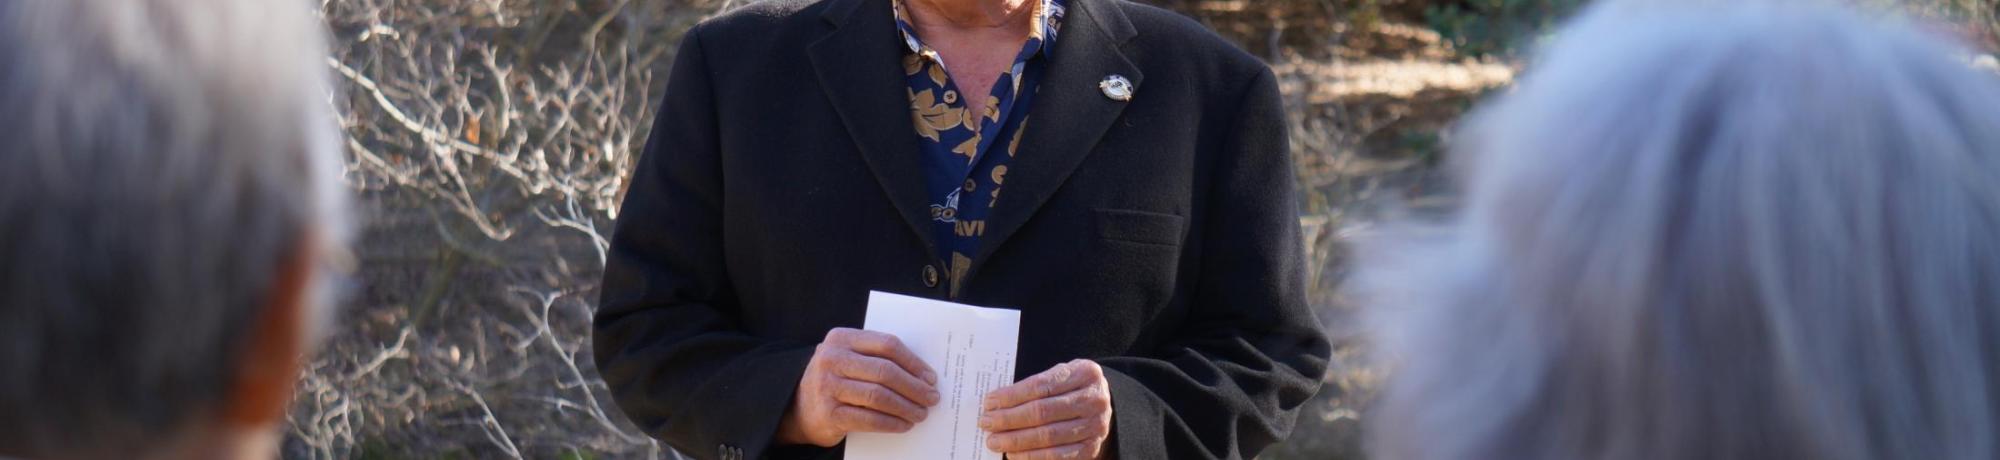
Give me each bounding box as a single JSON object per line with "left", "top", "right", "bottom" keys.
{"left": 922, "top": 264, "right": 940, "bottom": 288}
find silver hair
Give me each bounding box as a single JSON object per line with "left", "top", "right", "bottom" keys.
{"left": 1360, "top": 2, "right": 2000, "bottom": 459}
{"left": 0, "top": 0, "right": 347, "bottom": 456}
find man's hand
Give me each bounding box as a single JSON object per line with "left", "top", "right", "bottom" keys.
{"left": 980, "top": 359, "right": 1114, "bottom": 459}
{"left": 778, "top": 328, "right": 941, "bottom": 447}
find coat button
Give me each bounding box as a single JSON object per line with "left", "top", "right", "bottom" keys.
{"left": 922, "top": 264, "right": 940, "bottom": 288}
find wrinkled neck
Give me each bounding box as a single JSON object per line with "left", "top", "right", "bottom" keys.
{"left": 905, "top": 0, "right": 1034, "bottom": 31}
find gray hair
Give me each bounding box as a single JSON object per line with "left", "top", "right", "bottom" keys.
{"left": 0, "top": 0, "right": 347, "bottom": 455}
{"left": 1361, "top": 2, "right": 2000, "bottom": 459}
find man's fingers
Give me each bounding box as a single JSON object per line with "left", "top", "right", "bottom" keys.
{"left": 979, "top": 386, "right": 1103, "bottom": 432}
{"left": 829, "top": 378, "right": 929, "bottom": 424}
{"left": 831, "top": 404, "right": 914, "bottom": 434}
{"left": 985, "top": 418, "right": 1102, "bottom": 453}
{"left": 984, "top": 359, "right": 1099, "bottom": 410}
{"left": 833, "top": 352, "right": 941, "bottom": 407}
{"left": 844, "top": 330, "right": 938, "bottom": 385}
{"left": 998, "top": 441, "right": 1099, "bottom": 460}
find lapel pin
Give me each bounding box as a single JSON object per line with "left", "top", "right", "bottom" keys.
{"left": 1099, "top": 75, "right": 1134, "bottom": 102}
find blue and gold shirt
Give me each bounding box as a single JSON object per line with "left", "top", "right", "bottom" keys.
{"left": 895, "top": 0, "right": 1065, "bottom": 298}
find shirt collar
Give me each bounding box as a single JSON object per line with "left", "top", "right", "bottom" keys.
{"left": 892, "top": 0, "right": 1066, "bottom": 59}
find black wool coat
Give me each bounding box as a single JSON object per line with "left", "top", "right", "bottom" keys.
{"left": 592, "top": 0, "right": 1332, "bottom": 458}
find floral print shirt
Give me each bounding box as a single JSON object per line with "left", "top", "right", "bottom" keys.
{"left": 895, "top": 0, "right": 1065, "bottom": 298}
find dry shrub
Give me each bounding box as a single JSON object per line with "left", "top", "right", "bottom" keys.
{"left": 288, "top": 0, "right": 736, "bottom": 458}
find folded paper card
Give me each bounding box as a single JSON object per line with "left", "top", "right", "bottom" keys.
{"left": 845, "top": 291, "right": 1021, "bottom": 460}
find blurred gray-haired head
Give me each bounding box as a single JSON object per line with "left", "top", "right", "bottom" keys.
{"left": 1361, "top": 1, "right": 2000, "bottom": 459}
{"left": 0, "top": 0, "right": 348, "bottom": 456}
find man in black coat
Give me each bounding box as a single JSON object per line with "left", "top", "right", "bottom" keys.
{"left": 593, "top": 0, "right": 1330, "bottom": 458}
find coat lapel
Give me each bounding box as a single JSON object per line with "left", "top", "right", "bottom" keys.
{"left": 808, "top": 0, "right": 941, "bottom": 257}
{"left": 969, "top": 0, "right": 1141, "bottom": 271}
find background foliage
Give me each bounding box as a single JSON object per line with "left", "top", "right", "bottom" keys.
{"left": 291, "top": 0, "right": 1999, "bottom": 458}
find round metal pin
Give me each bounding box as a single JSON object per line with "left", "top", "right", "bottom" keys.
{"left": 1099, "top": 75, "right": 1134, "bottom": 101}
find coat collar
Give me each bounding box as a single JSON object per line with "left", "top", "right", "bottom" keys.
{"left": 809, "top": 0, "right": 940, "bottom": 255}
{"left": 969, "top": 0, "right": 1141, "bottom": 279}
{"left": 809, "top": 0, "right": 1141, "bottom": 272}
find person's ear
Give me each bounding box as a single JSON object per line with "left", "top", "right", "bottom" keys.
{"left": 218, "top": 236, "right": 319, "bottom": 428}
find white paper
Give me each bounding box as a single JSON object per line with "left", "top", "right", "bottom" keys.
{"left": 845, "top": 291, "right": 1020, "bottom": 460}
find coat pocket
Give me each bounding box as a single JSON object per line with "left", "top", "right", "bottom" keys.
{"left": 1094, "top": 208, "right": 1186, "bottom": 247}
